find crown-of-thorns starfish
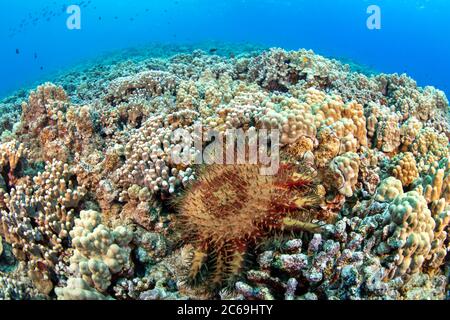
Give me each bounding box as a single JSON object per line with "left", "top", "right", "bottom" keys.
{"left": 176, "top": 163, "right": 322, "bottom": 290}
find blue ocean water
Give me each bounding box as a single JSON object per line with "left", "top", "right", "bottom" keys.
{"left": 0, "top": 0, "right": 449, "bottom": 98}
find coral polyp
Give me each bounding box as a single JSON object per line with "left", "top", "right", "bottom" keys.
{"left": 176, "top": 163, "right": 320, "bottom": 289}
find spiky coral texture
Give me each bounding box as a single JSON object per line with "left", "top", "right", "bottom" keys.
{"left": 177, "top": 163, "right": 320, "bottom": 289}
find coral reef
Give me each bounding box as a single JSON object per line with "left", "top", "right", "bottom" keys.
{"left": 0, "top": 44, "right": 449, "bottom": 300}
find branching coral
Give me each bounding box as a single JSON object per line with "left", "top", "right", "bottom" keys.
{"left": 0, "top": 263, "right": 46, "bottom": 300}
{"left": 0, "top": 160, "right": 86, "bottom": 294}
{"left": 112, "top": 113, "right": 198, "bottom": 198}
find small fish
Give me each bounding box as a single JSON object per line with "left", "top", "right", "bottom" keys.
{"left": 302, "top": 57, "right": 311, "bottom": 66}
{"left": 40, "top": 66, "right": 44, "bottom": 70}
{"left": 15, "top": 48, "right": 20, "bottom": 54}
{"left": 209, "top": 48, "right": 218, "bottom": 54}
{"left": 34, "top": 52, "right": 38, "bottom": 59}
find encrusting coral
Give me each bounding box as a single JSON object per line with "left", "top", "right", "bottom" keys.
{"left": 0, "top": 44, "right": 449, "bottom": 300}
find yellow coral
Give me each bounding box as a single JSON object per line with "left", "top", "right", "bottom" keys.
{"left": 391, "top": 152, "right": 419, "bottom": 186}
